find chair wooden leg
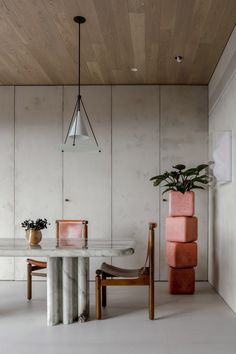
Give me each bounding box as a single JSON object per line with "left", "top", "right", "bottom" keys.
{"left": 27, "top": 262, "right": 32, "bottom": 300}
{"left": 149, "top": 281, "right": 154, "bottom": 320}
{"left": 102, "top": 273, "right": 107, "bottom": 308}
{"left": 96, "top": 273, "right": 102, "bottom": 320}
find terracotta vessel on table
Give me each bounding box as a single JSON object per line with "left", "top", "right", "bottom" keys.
{"left": 26, "top": 229, "right": 42, "bottom": 245}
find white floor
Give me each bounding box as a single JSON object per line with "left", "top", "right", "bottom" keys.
{"left": 0, "top": 281, "right": 235, "bottom": 354}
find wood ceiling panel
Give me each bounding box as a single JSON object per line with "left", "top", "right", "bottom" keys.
{"left": 0, "top": 0, "right": 235, "bottom": 85}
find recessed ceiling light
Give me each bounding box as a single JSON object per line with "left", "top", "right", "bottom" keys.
{"left": 175, "top": 55, "right": 183, "bottom": 63}
{"left": 131, "top": 67, "right": 138, "bottom": 72}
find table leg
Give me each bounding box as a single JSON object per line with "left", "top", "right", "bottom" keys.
{"left": 62, "top": 257, "right": 78, "bottom": 324}
{"left": 72, "top": 257, "right": 79, "bottom": 321}
{"left": 47, "top": 257, "right": 62, "bottom": 326}
{"left": 78, "top": 257, "right": 89, "bottom": 322}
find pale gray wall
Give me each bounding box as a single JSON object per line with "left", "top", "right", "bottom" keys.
{"left": 0, "top": 85, "right": 208, "bottom": 281}
{"left": 112, "top": 86, "right": 159, "bottom": 274}
{"left": 14, "top": 86, "right": 63, "bottom": 279}
{"left": 209, "top": 26, "right": 236, "bottom": 312}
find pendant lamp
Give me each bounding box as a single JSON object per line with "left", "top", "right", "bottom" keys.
{"left": 61, "top": 16, "right": 101, "bottom": 152}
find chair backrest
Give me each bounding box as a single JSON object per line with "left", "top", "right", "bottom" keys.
{"left": 56, "top": 220, "right": 88, "bottom": 241}
{"left": 140, "top": 222, "right": 156, "bottom": 278}
{"left": 148, "top": 223, "right": 156, "bottom": 276}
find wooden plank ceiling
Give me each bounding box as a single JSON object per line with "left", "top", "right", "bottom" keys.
{"left": 0, "top": 0, "right": 235, "bottom": 85}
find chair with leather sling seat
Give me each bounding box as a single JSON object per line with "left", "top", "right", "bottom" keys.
{"left": 26, "top": 219, "right": 88, "bottom": 300}
{"left": 95, "top": 222, "right": 157, "bottom": 320}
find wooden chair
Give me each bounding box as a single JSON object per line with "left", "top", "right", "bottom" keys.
{"left": 27, "top": 219, "right": 88, "bottom": 300}
{"left": 95, "top": 222, "right": 157, "bottom": 320}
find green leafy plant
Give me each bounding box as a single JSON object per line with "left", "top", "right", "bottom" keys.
{"left": 150, "top": 163, "right": 212, "bottom": 194}
{"left": 21, "top": 218, "right": 50, "bottom": 231}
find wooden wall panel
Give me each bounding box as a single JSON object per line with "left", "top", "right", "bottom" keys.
{"left": 14, "top": 86, "right": 63, "bottom": 280}
{"left": 0, "top": 87, "right": 14, "bottom": 279}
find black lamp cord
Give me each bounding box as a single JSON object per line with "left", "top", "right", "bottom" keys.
{"left": 78, "top": 21, "right": 81, "bottom": 102}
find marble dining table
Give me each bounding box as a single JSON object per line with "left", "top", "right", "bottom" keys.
{"left": 0, "top": 238, "right": 135, "bottom": 326}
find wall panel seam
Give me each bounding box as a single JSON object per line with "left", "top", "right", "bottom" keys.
{"left": 111, "top": 85, "right": 113, "bottom": 265}
{"left": 207, "top": 87, "right": 209, "bottom": 281}
{"left": 13, "top": 86, "right": 16, "bottom": 280}
{"left": 62, "top": 86, "right": 64, "bottom": 219}
{"left": 158, "top": 85, "right": 161, "bottom": 281}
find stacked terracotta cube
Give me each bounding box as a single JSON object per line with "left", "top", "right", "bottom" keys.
{"left": 166, "top": 191, "right": 197, "bottom": 294}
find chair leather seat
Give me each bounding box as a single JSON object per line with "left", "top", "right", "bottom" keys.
{"left": 27, "top": 259, "right": 47, "bottom": 268}
{"left": 100, "top": 262, "right": 148, "bottom": 278}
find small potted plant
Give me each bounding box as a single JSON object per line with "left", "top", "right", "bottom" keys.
{"left": 21, "top": 218, "right": 50, "bottom": 245}
{"left": 150, "top": 163, "right": 212, "bottom": 216}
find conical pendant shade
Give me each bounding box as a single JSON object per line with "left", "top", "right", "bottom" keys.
{"left": 69, "top": 110, "right": 89, "bottom": 139}
{"left": 61, "top": 95, "right": 100, "bottom": 152}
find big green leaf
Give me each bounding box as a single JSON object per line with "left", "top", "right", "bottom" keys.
{"left": 196, "top": 164, "right": 209, "bottom": 172}
{"left": 172, "top": 164, "right": 186, "bottom": 171}
{"left": 183, "top": 168, "right": 198, "bottom": 176}
{"left": 153, "top": 180, "right": 163, "bottom": 186}
{"left": 191, "top": 185, "right": 205, "bottom": 190}
{"left": 162, "top": 187, "right": 176, "bottom": 195}
{"left": 163, "top": 183, "right": 178, "bottom": 187}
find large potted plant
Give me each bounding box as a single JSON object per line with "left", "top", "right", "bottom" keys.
{"left": 150, "top": 163, "right": 212, "bottom": 294}
{"left": 150, "top": 163, "right": 212, "bottom": 216}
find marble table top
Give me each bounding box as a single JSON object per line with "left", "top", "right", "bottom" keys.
{"left": 0, "top": 238, "right": 135, "bottom": 257}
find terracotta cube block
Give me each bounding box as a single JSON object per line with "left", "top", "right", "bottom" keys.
{"left": 169, "top": 191, "right": 194, "bottom": 217}
{"left": 169, "top": 267, "right": 195, "bottom": 294}
{"left": 166, "top": 241, "right": 197, "bottom": 268}
{"left": 166, "top": 216, "right": 198, "bottom": 242}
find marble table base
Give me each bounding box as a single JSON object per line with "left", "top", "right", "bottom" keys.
{"left": 47, "top": 257, "right": 89, "bottom": 326}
